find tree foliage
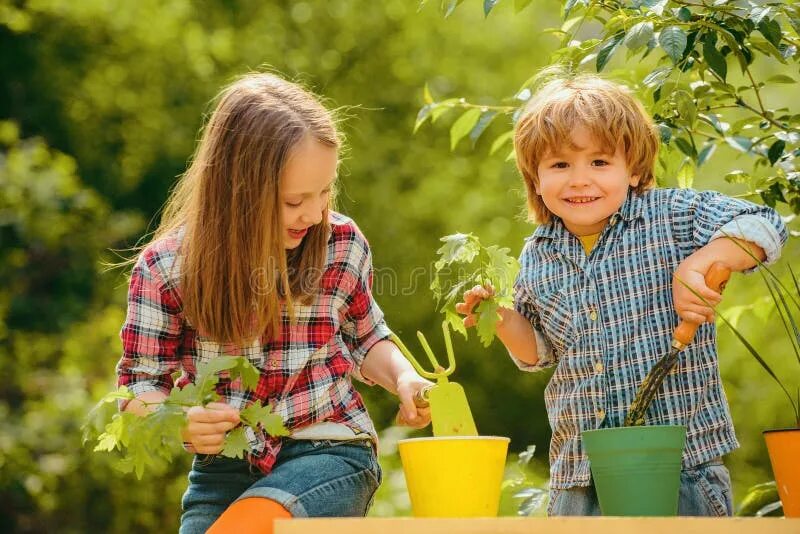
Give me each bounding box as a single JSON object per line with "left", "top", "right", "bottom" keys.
{"left": 422, "top": 0, "right": 800, "bottom": 214}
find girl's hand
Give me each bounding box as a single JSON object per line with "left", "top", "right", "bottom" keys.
{"left": 395, "top": 371, "right": 433, "bottom": 429}
{"left": 673, "top": 264, "right": 723, "bottom": 324}
{"left": 182, "top": 402, "right": 241, "bottom": 454}
{"left": 454, "top": 284, "right": 497, "bottom": 328}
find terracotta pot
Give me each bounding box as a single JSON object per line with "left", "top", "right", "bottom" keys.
{"left": 763, "top": 427, "right": 800, "bottom": 517}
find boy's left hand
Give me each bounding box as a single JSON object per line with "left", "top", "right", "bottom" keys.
{"left": 395, "top": 371, "right": 433, "bottom": 429}
{"left": 673, "top": 263, "right": 723, "bottom": 324}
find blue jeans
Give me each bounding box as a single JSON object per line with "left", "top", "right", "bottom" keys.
{"left": 180, "top": 439, "right": 382, "bottom": 534}
{"left": 549, "top": 459, "right": 733, "bottom": 516}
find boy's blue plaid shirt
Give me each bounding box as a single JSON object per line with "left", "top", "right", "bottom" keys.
{"left": 512, "top": 187, "right": 787, "bottom": 490}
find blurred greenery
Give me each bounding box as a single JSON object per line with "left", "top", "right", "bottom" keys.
{"left": 0, "top": 0, "right": 797, "bottom": 531}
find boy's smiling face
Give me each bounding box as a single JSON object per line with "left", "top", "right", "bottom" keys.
{"left": 536, "top": 125, "right": 640, "bottom": 236}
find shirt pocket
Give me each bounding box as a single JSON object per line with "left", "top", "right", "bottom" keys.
{"left": 535, "top": 286, "right": 579, "bottom": 356}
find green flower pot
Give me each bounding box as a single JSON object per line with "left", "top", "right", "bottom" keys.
{"left": 582, "top": 425, "right": 686, "bottom": 516}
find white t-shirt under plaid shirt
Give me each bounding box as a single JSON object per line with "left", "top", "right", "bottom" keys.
{"left": 512, "top": 188, "right": 787, "bottom": 490}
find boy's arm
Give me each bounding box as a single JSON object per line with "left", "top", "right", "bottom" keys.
{"left": 673, "top": 237, "right": 766, "bottom": 324}
{"left": 496, "top": 307, "right": 540, "bottom": 365}
{"left": 457, "top": 285, "right": 545, "bottom": 367}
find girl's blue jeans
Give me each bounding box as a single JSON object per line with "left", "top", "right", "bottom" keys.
{"left": 180, "top": 438, "right": 381, "bottom": 534}
{"left": 549, "top": 458, "right": 733, "bottom": 516}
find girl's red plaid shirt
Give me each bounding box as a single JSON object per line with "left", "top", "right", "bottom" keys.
{"left": 117, "top": 212, "right": 391, "bottom": 474}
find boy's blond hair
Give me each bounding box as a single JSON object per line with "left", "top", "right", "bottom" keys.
{"left": 514, "top": 74, "right": 660, "bottom": 224}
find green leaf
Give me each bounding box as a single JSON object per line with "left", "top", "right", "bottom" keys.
{"left": 676, "top": 159, "right": 695, "bottom": 188}
{"left": 642, "top": 66, "right": 671, "bottom": 89}
{"left": 240, "top": 402, "right": 289, "bottom": 436}
{"left": 490, "top": 130, "right": 514, "bottom": 155}
{"left": 758, "top": 19, "right": 782, "bottom": 49}
{"left": 563, "top": 0, "right": 578, "bottom": 17}
{"left": 196, "top": 355, "right": 239, "bottom": 379}
{"left": 724, "top": 170, "right": 750, "bottom": 184}
{"left": 423, "top": 83, "right": 433, "bottom": 104}
{"left": 766, "top": 74, "right": 796, "bottom": 84}
{"left": 703, "top": 39, "right": 728, "bottom": 81}
{"left": 697, "top": 143, "right": 716, "bottom": 167}
{"left": 470, "top": 111, "right": 498, "bottom": 147}
{"left": 475, "top": 299, "right": 500, "bottom": 347}
{"left": 444, "top": 308, "right": 468, "bottom": 338}
{"left": 659, "top": 26, "right": 687, "bottom": 64}
{"left": 515, "top": 0, "right": 532, "bottom": 13}
{"left": 749, "top": 7, "right": 772, "bottom": 26}
{"left": 221, "top": 427, "right": 250, "bottom": 459}
{"left": 657, "top": 123, "right": 672, "bottom": 144}
{"left": 435, "top": 233, "right": 480, "bottom": 267}
{"left": 167, "top": 382, "right": 200, "bottom": 405}
{"left": 674, "top": 137, "right": 696, "bottom": 158}
{"left": 484, "top": 0, "right": 500, "bottom": 16}
{"left": 483, "top": 245, "right": 520, "bottom": 295}
{"left": 725, "top": 136, "right": 753, "bottom": 153}
{"left": 596, "top": 32, "right": 624, "bottom": 72}
{"left": 676, "top": 6, "right": 691, "bottom": 22}
{"left": 768, "top": 140, "right": 786, "bottom": 165}
{"left": 673, "top": 90, "right": 697, "bottom": 127}
{"left": 450, "top": 108, "right": 481, "bottom": 151}
{"left": 414, "top": 104, "right": 433, "bottom": 133}
{"left": 231, "top": 357, "right": 260, "bottom": 390}
{"left": 642, "top": 0, "right": 667, "bottom": 16}
{"left": 625, "top": 21, "right": 654, "bottom": 51}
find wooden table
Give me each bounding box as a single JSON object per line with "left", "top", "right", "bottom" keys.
{"left": 275, "top": 517, "right": 799, "bottom": 533}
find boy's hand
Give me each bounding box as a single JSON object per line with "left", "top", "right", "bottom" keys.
{"left": 455, "top": 284, "right": 498, "bottom": 328}
{"left": 395, "top": 371, "right": 432, "bottom": 429}
{"left": 182, "top": 402, "right": 240, "bottom": 454}
{"left": 673, "top": 264, "right": 723, "bottom": 324}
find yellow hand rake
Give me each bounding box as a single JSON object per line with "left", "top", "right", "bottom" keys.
{"left": 391, "top": 321, "right": 478, "bottom": 437}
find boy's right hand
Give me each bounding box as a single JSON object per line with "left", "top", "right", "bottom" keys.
{"left": 182, "top": 402, "right": 240, "bottom": 455}
{"left": 454, "top": 284, "right": 497, "bottom": 328}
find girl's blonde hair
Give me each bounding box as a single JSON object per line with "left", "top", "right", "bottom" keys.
{"left": 149, "top": 72, "right": 340, "bottom": 345}
{"left": 514, "top": 74, "right": 659, "bottom": 224}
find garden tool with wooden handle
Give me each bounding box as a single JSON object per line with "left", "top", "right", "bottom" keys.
{"left": 391, "top": 322, "right": 478, "bottom": 437}
{"left": 625, "top": 262, "right": 731, "bottom": 426}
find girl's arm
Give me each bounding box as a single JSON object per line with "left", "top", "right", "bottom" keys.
{"left": 361, "top": 340, "right": 432, "bottom": 428}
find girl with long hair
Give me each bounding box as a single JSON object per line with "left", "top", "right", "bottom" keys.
{"left": 117, "top": 72, "right": 431, "bottom": 533}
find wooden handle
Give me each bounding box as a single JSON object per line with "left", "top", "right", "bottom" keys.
{"left": 393, "top": 387, "right": 431, "bottom": 426}
{"left": 673, "top": 262, "right": 731, "bottom": 346}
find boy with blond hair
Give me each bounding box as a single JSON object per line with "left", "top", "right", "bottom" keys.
{"left": 457, "top": 74, "right": 787, "bottom": 516}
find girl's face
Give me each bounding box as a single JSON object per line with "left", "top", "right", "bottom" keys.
{"left": 536, "top": 125, "right": 640, "bottom": 236}
{"left": 280, "top": 136, "right": 338, "bottom": 249}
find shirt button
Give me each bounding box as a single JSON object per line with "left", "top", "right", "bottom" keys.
{"left": 270, "top": 360, "right": 279, "bottom": 369}
{"left": 595, "top": 362, "right": 604, "bottom": 373}
{"left": 596, "top": 409, "right": 606, "bottom": 419}
{"left": 589, "top": 309, "right": 598, "bottom": 321}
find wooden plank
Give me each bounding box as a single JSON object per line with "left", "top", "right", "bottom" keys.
{"left": 274, "top": 517, "right": 799, "bottom": 534}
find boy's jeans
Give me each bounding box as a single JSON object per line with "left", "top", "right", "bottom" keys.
{"left": 549, "top": 458, "right": 733, "bottom": 516}
{"left": 180, "top": 438, "right": 381, "bottom": 534}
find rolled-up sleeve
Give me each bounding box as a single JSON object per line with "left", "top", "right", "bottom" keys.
{"left": 511, "top": 250, "right": 555, "bottom": 372}
{"left": 116, "top": 251, "right": 184, "bottom": 407}
{"left": 670, "top": 189, "right": 788, "bottom": 261}
{"left": 711, "top": 214, "right": 787, "bottom": 268}
{"left": 340, "top": 233, "right": 391, "bottom": 384}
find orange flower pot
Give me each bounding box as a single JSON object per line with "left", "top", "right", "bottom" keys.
{"left": 763, "top": 428, "right": 800, "bottom": 517}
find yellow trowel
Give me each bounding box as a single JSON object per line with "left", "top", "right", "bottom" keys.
{"left": 391, "top": 321, "right": 478, "bottom": 437}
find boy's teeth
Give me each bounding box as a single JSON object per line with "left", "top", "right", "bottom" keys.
{"left": 568, "top": 197, "right": 596, "bottom": 203}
